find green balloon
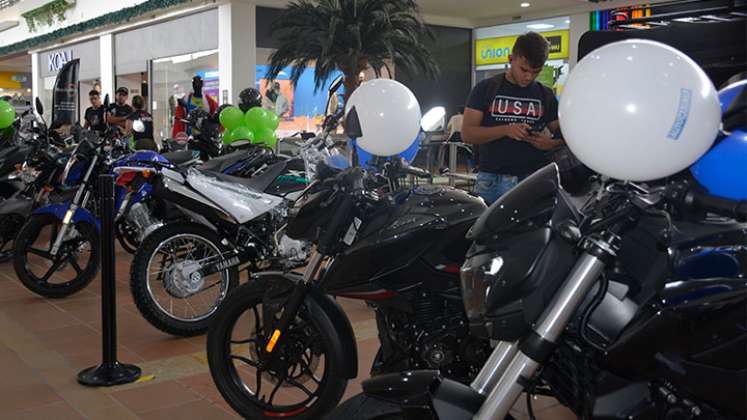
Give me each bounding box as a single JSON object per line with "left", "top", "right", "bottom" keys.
{"left": 255, "top": 127, "right": 277, "bottom": 147}
{"left": 222, "top": 129, "right": 235, "bottom": 145}
{"left": 265, "top": 111, "right": 280, "bottom": 130}
{"left": 244, "top": 107, "right": 269, "bottom": 131}
{"left": 0, "top": 100, "right": 16, "bottom": 129}
{"left": 219, "top": 106, "right": 244, "bottom": 131}
{"left": 231, "top": 126, "right": 255, "bottom": 143}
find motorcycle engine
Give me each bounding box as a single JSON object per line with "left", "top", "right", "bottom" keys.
{"left": 379, "top": 291, "right": 490, "bottom": 383}
{"left": 126, "top": 202, "right": 163, "bottom": 242}
{"left": 277, "top": 234, "right": 311, "bottom": 265}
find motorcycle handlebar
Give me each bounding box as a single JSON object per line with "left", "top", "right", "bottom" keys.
{"left": 402, "top": 165, "right": 432, "bottom": 179}
{"left": 685, "top": 190, "right": 747, "bottom": 222}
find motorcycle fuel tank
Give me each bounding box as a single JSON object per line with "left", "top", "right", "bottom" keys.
{"left": 322, "top": 185, "right": 486, "bottom": 295}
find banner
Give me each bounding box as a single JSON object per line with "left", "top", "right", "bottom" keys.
{"left": 51, "top": 58, "right": 79, "bottom": 127}
{"left": 475, "top": 30, "right": 570, "bottom": 66}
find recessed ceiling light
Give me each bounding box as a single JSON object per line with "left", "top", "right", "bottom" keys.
{"left": 527, "top": 23, "right": 555, "bottom": 29}
{"left": 521, "top": 2, "right": 531, "bottom": 7}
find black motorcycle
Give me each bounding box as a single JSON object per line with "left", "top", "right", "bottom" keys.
{"left": 0, "top": 99, "right": 72, "bottom": 261}
{"left": 204, "top": 114, "right": 491, "bottom": 419}
{"left": 329, "top": 163, "right": 747, "bottom": 420}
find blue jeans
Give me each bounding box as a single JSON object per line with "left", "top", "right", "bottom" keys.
{"left": 474, "top": 172, "right": 526, "bottom": 205}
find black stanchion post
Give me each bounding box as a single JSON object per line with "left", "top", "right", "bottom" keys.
{"left": 78, "top": 174, "right": 141, "bottom": 387}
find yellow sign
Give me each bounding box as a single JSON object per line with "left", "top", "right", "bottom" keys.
{"left": 475, "top": 30, "right": 570, "bottom": 66}
{"left": 0, "top": 72, "right": 23, "bottom": 89}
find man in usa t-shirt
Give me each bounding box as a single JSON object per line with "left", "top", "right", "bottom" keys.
{"left": 463, "top": 32, "right": 564, "bottom": 204}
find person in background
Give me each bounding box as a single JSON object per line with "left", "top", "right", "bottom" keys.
{"left": 106, "top": 86, "right": 133, "bottom": 132}
{"left": 446, "top": 107, "right": 464, "bottom": 143}
{"left": 83, "top": 90, "right": 107, "bottom": 134}
{"left": 126, "top": 95, "right": 156, "bottom": 151}
{"left": 172, "top": 75, "right": 218, "bottom": 137}
{"left": 238, "top": 87, "right": 263, "bottom": 113}
{"left": 462, "top": 32, "right": 564, "bottom": 204}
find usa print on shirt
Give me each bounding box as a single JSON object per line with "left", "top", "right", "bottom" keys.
{"left": 489, "top": 95, "right": 544, "bottom": 124}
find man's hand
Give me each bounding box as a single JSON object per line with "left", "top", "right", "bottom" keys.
{"left": 525, "top": 133, "right": 562, "bottom": 151}
{"left": 506, "top": 123, "right": 530, "bottom": 141}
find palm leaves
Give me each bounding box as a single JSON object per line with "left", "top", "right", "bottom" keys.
{"left": 266, "top": 0, "right": 439, "bottom": 101}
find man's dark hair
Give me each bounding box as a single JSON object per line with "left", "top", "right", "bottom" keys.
{"left": 89, "top": 89, "right": 99, "bottom": 97}
{"left": 132, "top": 95, "right": 145, "bottom": 110}
{"left": 512, "top": 32, "right": 550, "bottom": 69}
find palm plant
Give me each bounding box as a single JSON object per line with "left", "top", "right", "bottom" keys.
{"left": 266, "top": 0, "right": 439, "bottom": 103}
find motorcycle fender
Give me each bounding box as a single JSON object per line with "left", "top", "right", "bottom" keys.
{"left": 251, "top": 271, "right": 359, "bottom": 379}
{"left": 361, "top": 371, "right": 483, "bottom": 420}
{"left": 0, "top": 195, "right": 33, "bottom": 216}
{"left": 33, "top": 204, "right": 100, "bottom": 231}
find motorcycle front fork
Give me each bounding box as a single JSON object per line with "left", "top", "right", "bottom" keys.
{"left": 262, "top": 252, "right": 325, "bottom": 356}
{"left": 49, "top": 190, "right": 91, "bottom": 256}
{"left": 469, "top": 233, "right": 619, "bottom": 420}
{"left": 51, "top": 155, "right": 99, "bottom": 257}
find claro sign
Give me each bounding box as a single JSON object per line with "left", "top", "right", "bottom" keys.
{"left": 47, "top": 50, "right": 73, "bottom": 73}
{"left": 475, "top": 30, "right": 569, "bottom": 66}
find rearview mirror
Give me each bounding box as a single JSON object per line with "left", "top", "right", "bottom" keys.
{"left": 421, "top": 106, "right": 446, "bottom": 132}
{"left": 132, "top": 119, "right": 145, "bottom": 133}
{"left": 35, "top": 97, "right": 43, "bottom": 115}
{"left": 344, "top": 106, "right": 363, "bottom": 138}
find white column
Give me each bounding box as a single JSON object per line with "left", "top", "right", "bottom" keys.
{"left": 99, "top": 33, "right": 114, "bottom": 101}
{"left": 219, "top": 0, "right": 256, "bottom": 106}
{"left": 30, "top": 52, "right": 39, "bottom": 105}
{"left": 568, "top": 13, "right": 589, "bottom": 69}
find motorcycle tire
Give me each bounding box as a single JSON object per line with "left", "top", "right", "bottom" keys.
{"left": 13, "top": 214, "right": 99, "bottom": 298}
{"left": 327, "top": 393, "right": 518, "bottom": 420}
{"left": 0, "top": 213, "right": 25, "bottom": 262}
{"left": 130, "top": 222, "right": 239, "bottom": 337}
{"left": 207, "top": 279, "right": 348, "bottom": 420}
{"left": 115, "top": 220, "right": 139, "bottom": 254}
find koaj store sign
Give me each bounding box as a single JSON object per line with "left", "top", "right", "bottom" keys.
{"left": 48, "top": 50, "right": 73, "bottom": 72}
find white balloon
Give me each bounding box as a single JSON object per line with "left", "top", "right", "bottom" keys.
{"left": 345, "top": 79, "right": 421, "bottom": 157}
{"left": 559, "top": 39, "right": 720, "bottom": 182}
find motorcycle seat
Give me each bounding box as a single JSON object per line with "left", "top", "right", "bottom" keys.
{"left": 198, "top": 146, "right": 273, "bottom": 175}
{"left": 162, "top": 150, "right": 198, "bottom": 166}
{"left": 204, "top": 160, "right": 287, "bottom": 193}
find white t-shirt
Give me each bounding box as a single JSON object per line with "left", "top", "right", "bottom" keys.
{"left": 447, "top": 114, "right": 463, "bottom": 138}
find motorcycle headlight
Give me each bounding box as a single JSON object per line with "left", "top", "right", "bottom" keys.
{"left": 460, "top": 253, "right": 504, "bottom": 323}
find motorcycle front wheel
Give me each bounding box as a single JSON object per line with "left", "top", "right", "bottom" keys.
{"left": 13, "top": 214, "right": 99, "bottom": 298}
{"left": 130, "top": 223, "right": 238, "bottom": 336}
{"left": 207, "top": 279, "right": 348, "bottom": 420}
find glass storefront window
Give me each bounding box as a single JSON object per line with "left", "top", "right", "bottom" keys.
{"left": 256, "top": 48, "right": 345, "bottom": 137}
{"left": 150, "top": 49, "right": 219, "bottom": 143}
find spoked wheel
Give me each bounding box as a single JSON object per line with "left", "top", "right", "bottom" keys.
{"left": 207, "top": 280, "right": 348, "bottom": 420}
{"left": 0, "top": 213, "right": 24, "bottom": 262}
{"left": 130, "top": 223, "right": 238, "bottom": 336}
{"left": 116, "top": 220, "right": 140, "bottom": 254}
{"left": 13, "top": 214, "right": 99, "bottom": 298}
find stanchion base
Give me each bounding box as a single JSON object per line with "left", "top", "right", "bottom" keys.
{"left": 77, "top": 362, "right": 141, "bottom": 387}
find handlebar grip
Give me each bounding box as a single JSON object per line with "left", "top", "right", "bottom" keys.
{"left": 687, "top": 190, "right": 747, "bottom": 221}
{"left": 404, "top": 165, "right": 432, "bottom": 179}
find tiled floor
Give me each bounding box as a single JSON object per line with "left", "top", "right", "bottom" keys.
{"left": 0, "top": 246, "right": 576, "bottom": 419}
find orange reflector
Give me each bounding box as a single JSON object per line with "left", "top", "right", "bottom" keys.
{"left": 265, "top": 330, "right": 282, "bottom": 353}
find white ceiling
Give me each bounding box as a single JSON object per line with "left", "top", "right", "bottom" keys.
{"left": 253, "top": 0, "right": 663, "bottom": 28}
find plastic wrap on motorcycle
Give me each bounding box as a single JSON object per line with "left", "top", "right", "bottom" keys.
{"left": 185, "top": 168, "right": 282, "bottom": 224}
